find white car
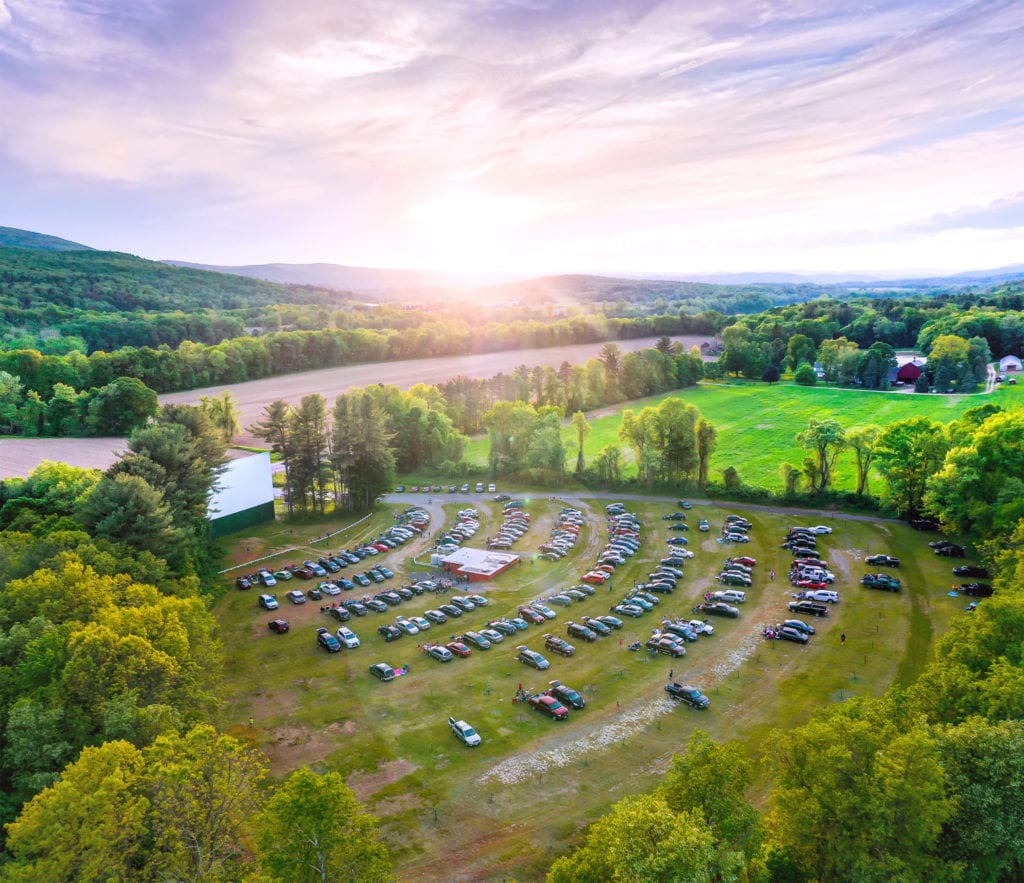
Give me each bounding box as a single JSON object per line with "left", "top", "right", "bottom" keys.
{"left": 449, "top": 716, "right": 482, "bottom": 746}
{"left": 801, "top": 589, "right": 840, "bottom": 603}
{"left": 688, "top": 619, "right": 714, "bottom": 636}
{"left": 810, "top": 525, "right": 833, "bottom": 534}
{"left": 319, "top": 581, "right": 341, "bottom": 596}
{"left": 712, "top": 589, "right": 747, "bottom": 604}
{"left": 335, "top": 627, "right": 360, "bottom": 648}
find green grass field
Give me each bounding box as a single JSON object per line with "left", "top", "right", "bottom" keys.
{"left": 461, "top": 381, "right": 1021, "bottom": 491}
{"left": 212, "top": 493, "right": 971, "bottom": 879}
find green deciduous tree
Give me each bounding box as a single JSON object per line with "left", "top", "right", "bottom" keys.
{"left": 86, "top": 376, "right": 158, "bottom": 435}
{"left": 255, "top": 767, "right": 392, "bottom": 883}
{"left": 660, "top": 730, "right": 763, "bottom": 877}
{"left": 143, "top": 724, "right": 267, "bottom": 882}
{"left": 793, "top": 363, "right": 817, "bottom": 386}
{"left": 846, "top": 424, "right": 880, "bottom": 496}
{"left": 924, "top": 409, "right": 1024, "bottom": 543}
{"left": 766, "top": 698, "right": 953, "bottom": 882}
{"left": 873, "top": 416, "right": 949, "bottom": 515}
{"left": 547, "top": 794, "right": 716, "bottom": 883}
{"left": 696, "top": 418, "right": 717, "bottom": 489}
{"left": 3, "top": 740, "right": 149, "bottom": 883}
{"left": 796, "top": 418, "right": 846, "bottom": 493}
{"left": 572, "top": 411, "right": 590, "bottom": 476}
{"left": 786, "top": 334, "right": 817, "bottom": 372}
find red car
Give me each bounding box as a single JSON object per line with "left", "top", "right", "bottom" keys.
{"left": 582, "top": 571, "right": 609, "bottom": 584}
{"left": 518, "top": 606, "right": 546, "bottom": 624}
{"left": 267, "top": 619, "right": 290, "bottom": 633}
{"left": 795, "top": 579, "right": 827, "bottom": 589}
{"left": 526, "top": 694, "right": 569, "bottom": 720}
{"left": 446, "top": 641, "right": 472, "bottom": 658}
{"left": 290, "top": 565, "right": 316, "bottom": 580}
{"left": 730, "top": 556, "right": 757, "bottom": 567}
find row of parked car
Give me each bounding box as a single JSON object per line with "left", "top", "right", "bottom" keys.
{"left": 486, "top": 504, "right": 532, "bottom": 551}
{"left": 433, "top": 508, "right": 480, "bottom": 555}
{"left": 538, "top": 507, "right": 584, "bottom": 561}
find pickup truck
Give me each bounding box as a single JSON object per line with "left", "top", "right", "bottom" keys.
{"left": 665, "top": 682, "right": 710, "bottom": 708}
{"left": 788, "top": 600, "right": 829, "bottom": 617}
{"left": 448, "top": 717, "right": 481, "bottom": 746}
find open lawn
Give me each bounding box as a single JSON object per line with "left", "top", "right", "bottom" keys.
{"left": 462, "top": 381, "right": 1021, "bottom": 492}
{"left": 213, "top": 493, "right": 973, "bottom": 880}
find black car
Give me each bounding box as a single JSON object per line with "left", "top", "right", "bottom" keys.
{"left": 566, "top": 621, "right": 598, "bottom": 642}
{"left": 306, "top": 586, "right": 323, "bottom": 601}
{"left": 364, "top": 599, "right": 389, "bottom": 613}
{"left": 316, "top": 628, "right": 342, "bottom": 652}
{"left": 692, "top": 601, "right": 740, "bottom": 619}
{"left": 788, "top": 600, "right": 829, "bottom": 617}
{"left": 438, "top": 604, "right": 463, "bottom": 618}
{"left": 547, "top": 680, "right": 585, "bottom": 709}
{"left": 865, "top": 554, "right": 900, "bottom": 567}
{"left": 664, "top": 682, "right": 709, "bottom": 708}
{"left": 958, "top": 583, "right": 993, "bottom": 597}
{"left": 581, "top": 616, "right": 611, "bottom": 636}
{"left": 783, "top": 619, "right": 816, "bottom": 636}
{"left": 377, "top": 624, "right": 403, "bottom": 641}
{"left": 318, "top": 557, "right": 341, "bottom": 573}
{"left": 935, "top": 544, "right": 966, "bottom": 558}
{"left": 375, "top": 591, "right": 402, "bottom": 606}
{"left": 777, "top": 626, "right": 810, "bottom": 644}
{"left": 911, "top": 518, "right": 941, "bottom": 531}
{"left": 952, "top": 565, "right": 990, "bottom": 578}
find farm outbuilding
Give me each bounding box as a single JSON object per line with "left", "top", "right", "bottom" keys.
{"left": 999, "top": 354, "right": 1022, "bottom": 372}
{"left": 896, "top": 359, "right": 926, "bottom": 383}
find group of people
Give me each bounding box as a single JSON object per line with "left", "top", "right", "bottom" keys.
{"left": 762, "top": 624, "right": 786, "bottom": 640}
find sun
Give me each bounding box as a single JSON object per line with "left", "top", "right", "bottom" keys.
{"left": 408, "top": 192, "right": 542, "bottom": 273}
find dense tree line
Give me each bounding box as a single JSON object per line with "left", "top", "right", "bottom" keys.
{"left": 0, "top": 407, "right": 392, "bottom": 879}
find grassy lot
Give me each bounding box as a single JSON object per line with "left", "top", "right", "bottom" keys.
{"left": 212, "top": 494, "right": 972, "bottom": 880}
{"left": 460, "top": 381, "right": 1021, "bottom": 492}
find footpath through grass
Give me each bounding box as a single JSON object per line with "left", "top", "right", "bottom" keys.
{"left": 462, "top": 381, "right": 1020, "bottom": 491}
{"left": 213, "top": 493, "right": 971, "bottom": 879}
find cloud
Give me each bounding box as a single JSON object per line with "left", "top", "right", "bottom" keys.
{"left": 2, "top": 0, "right": 1024, "bottom": 272}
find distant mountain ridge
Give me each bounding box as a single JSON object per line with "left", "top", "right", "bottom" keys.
{"left": 164, "top": 260, "right": 522, "bottom": 292}
{"left": 0, "top": 226, "right": 93, "bottom": 252}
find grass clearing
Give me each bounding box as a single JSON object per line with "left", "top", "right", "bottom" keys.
{"left": 213, "top": 493, "right": 970, "bottom": 879}
{"left": 462, "top": 381, "right": 1020, "bottom": 491}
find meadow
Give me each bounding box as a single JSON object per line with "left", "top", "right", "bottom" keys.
{"left": 462, "top": 381, "right": 1020, "bottom": 491}
{"left": 212, "top": 492, "right": 971, "bottom": 879}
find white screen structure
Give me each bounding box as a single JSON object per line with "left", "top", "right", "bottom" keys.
{"left": 207, "top": 452, "right": 274, "bottom": 518}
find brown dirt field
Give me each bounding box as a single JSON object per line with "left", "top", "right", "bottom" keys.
{"left": 348, "top": 759, "right": 419, "bottom": 801}
{"left": 160, "top": 336, "right": 710, "bottom": 447}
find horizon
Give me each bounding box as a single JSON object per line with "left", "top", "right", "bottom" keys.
{"left": 2, "top": 1, "right": 1023, "bottom": 276}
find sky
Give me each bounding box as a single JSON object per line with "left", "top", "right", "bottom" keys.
{"left": 1, "top": 0, "right": 1024, "bottom": 276}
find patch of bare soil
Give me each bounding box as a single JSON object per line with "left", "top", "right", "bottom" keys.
{"left": 347, "top": 759, "right": 419, "bottom": 801}
{"left": 261, "top": 721, "right": 354, "bottom": 773}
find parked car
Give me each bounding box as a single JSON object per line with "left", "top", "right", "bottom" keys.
{"left": 566, "top": 621, "right": 598, "bottom": 642}
{"left": 236, "top": 576, "right": 252, "bottom": 590}
{"left": 377, "top": 624, "right": 402, "bottom": 642}
{"left": 547, "top": 680, "right": 585, "bottom": 709}
{"left": 952, "top": 564, "right": 990, "bottom": 578}
{"left": 460, "top": 631, "right": 492, "bottom": 651}
{"left": 698, "top": 519, "right": 710, "bottom": 531}
{"left": 364, "top": 598, "right": 389, "bottom": 613}
{"left": 611, "top": 603, "right": 644, "bottom": 618}
{"left": 517, "top": 646, "right": 551, "bottom": 669}
{"left": 799, "top": 589, "right": 839, "bottom": 603}
{"left": 783, "top": 619, "right": 815, "bottom": 635}
{"left": 692, "top": 602, "right": 740, "bottom": 618}
{"left": 394, "top": 618, "right": 420, "bottom": 636}
{"left": 527, "top": 693, "right": 568, "bottom": 720}
{"left": 369, "top": 663, "right": 395, "bottom": 681}
{"left": 712, "top": 590, "right": 747, "bottom": 605}
{"left": 426, "top": 644, "right": 454, "bottom": 662}
{"left": 664, "top": 682, "right": 709, "bottom": 708}
{"left": 777, "top": 626, "right": 810, "bottom": 644}
{"left": 316, "top": 628, "right": 342, "bottom": 652}
{"left": 581, "top": 616, "right": 611, "bottom": 636}
{"left": 335, "top": 626, "right": 360, "bottom": 648}
{"left": 439, "top": 604, "right": 464, "bottom": 618}
{"left": 688, "top": 619, "right": 714, "bottom": 635}
{"left": 788, "top": 600, "right": 829, "bottom": 617}
{"left": 543, "top": 634, "right": 576, "bottom": 657}
{"left": 257, "top": 569, "right": 277, "bottom": 587}
{"left": 865, "top": 554, "right": 901, "bottom": 567}
{"left": 861, "top": 573, "right": 901, "bottom": 591}
{"left": 448, "top": 716, "right": 481, "bottom": 746}
{"left": 646, "top": 635, "right": 686, "bottom": 657}
{"left": 479, "top": 628, "right": 505, "bottom": 645}
{"left": 933, "top": 542, "right": 966, "bottom": 557}
{"left": 258, "top": 593, "right": 279, "bottom": 610}
{"left": 518, "top": 606, "right": 546, "bottom": 625}
{"left": 597, "top": 614, "right": 624, "bottom": 630}
{"left": 958, "top": 583, "right": 994, "bottom": 597}
{"left": 267, "top": 619, "right": 290, "bottom": 633}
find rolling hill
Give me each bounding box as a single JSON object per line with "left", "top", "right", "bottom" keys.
{"left": 0, "top": 225, "right": 94, "bottom": 252}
